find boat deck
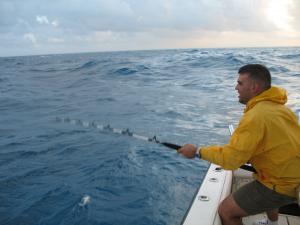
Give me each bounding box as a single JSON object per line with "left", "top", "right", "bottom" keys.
{"left": 242, "top": 213, "right": 300, "bottom": 225}
{"left": 233, "top": 170, "right": 300, "bottom": 225}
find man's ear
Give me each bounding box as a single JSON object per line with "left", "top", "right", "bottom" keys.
{"left": 251, "top": 81, "right": 262, "bottom": 95}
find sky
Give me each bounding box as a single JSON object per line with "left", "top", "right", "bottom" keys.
{"left": 0, "top": 0, "right": 299, "bottom": 57}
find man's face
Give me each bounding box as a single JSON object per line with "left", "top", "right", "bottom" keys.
{"left": 235, "top": 73, "right": 255, "bottom": 104}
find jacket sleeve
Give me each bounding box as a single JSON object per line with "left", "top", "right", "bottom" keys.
{"left": 200, "top": 112, "right": 264, "bottom": 170}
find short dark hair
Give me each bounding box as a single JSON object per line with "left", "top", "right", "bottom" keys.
{"left": 238, "top": 64, "right": 271, "bottom": 89}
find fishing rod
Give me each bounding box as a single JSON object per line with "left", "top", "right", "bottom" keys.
{"left": 56, "top": 117, "right": 256, "bottom": 173}
{"left": 55, "top": 117, "right": 181, "bottom": 150}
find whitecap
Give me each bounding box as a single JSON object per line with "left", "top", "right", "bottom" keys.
{"left": 78, "top": 195, "right": 91, "bottom": 207}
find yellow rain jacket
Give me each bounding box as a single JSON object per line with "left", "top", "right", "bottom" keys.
{"left": 200, "top": 86, "right": 300, "bottom": 198}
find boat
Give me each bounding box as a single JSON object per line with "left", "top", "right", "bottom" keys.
{"left": 181, "top": 163, "right": 300, "bottom": 225}
{"left": 181, "top": 115, "right": 300, "bottom": 225}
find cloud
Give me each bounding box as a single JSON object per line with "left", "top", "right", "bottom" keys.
{"left": 0, "top": 0, "right": 274, "bottom": 33}
{"left": 36, "top": 15, "right": 49, "bottom": 25}
{"left": 0, "top": 0, "right": 299, "bottom": 56}
{"left": 36, "top": 15, "right": 59, "bottom": 27}
{"left": 48, "top": 37, "right": 64, "bottom": 43}
{"left": 23, "top": 33, "right": 37, "bottom": 45}
{"left": 51, "top": 20, "right": 59, "bottom": 27}
{"left": 290, "top": 0, "right": 300, "bottom": 30}
{"left": 265, "top": 0, "right": 295, "bottom": 32}
{"left": 2, "top": 0, "right": 298, "bottom": 34}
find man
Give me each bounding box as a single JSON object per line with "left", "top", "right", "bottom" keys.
{"left": 178, "top": 64, "right": 300, "bottom": 225}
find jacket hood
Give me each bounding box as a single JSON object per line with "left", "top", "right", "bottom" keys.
{"left": 244, "top": 86, "right": 287, "bottom": 113}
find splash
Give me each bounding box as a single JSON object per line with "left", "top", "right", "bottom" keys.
{"left": 78, "top": 195, "right": 91, "bottom": 207}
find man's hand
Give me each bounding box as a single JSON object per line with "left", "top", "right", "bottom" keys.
{"left": 177, "top": 144, "right": 197, "bottom": 159}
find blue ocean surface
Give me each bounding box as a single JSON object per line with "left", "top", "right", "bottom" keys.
{"left": 1, "top": 47, "right": 300, "bottom": 225}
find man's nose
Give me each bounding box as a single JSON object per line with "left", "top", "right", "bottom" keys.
{"left": 235, "top": 84, "right": 238, "bottom": 90}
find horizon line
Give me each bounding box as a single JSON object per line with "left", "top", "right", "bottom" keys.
{"left": 1, "top": 45, "right": 299, "bottom": 58}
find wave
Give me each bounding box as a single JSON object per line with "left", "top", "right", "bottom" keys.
{"left": 185, "top": 49, "right": 200, "bottom": 53}
{"left": 136, "top": 65, "right": 150, "bottom": 71}
{"left": 269, "top": 65, "right": 290, "bottom": 73}
{"left": 0, "top": 147, "right": 56, "bottom": 167}
{"left": 0, "top": 98, "right": 31, "bottom": 112}
{"left": 113, "top": 64, "right": 150, "bottom": 76}
{"left": 154, "top": 110, "right": 184, "bottom": 119}
{"left": 66, "top": 76, "right": 97, "bottom": 88}
{"left": 278, "top": 53, "right": 300, "bottom": 60}
{"left": 187, "top": 55, "right": 244, "bottom": 68}
{"left": 96, "top": 97, "right": 116, "bottom": 102}
{"left": 29, "top": 68, "right": 61, "bottom": 73}
{"left": 115, "top": 67, "right": 138, "bottom": 75}
{"left": 0, "top": 77, "right": 9, "bottom": 82}
{"left": 78, "top": 60, "right": 98, "bottom": 69}
{"left": 226, "top": 55, "right": 244, "bottom": 64}
{"left": 181, "top": 79, "right": 202, "bottom": 87}
{"left": 6, "top": 185, "right": 80, "bottom": 224}
{"left": 70, "top": 60, "right": 99, "bottom": 72}
{"left": 1, "top": 166, "right": 50, "bottom": 188}
{"left": 290, "top": 73, "right": 300, "bottom": 77}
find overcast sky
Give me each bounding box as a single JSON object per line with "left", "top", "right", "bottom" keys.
{"left": 0, "top": 0, "right": 299, "bottom": 57}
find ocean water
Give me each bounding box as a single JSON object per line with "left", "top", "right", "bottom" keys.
{"left": 0, "top": 47, "right": 299, "bottom": 225}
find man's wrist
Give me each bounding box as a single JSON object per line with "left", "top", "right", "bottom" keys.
{"left": 195, "top": 147, "right": 201, "bottom": 158}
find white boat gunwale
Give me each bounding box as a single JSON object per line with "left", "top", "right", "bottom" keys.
{"left": 182, "top": 164, "right": 300, "bottom": 225}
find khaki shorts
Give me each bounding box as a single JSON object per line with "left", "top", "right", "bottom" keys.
{"left": 233, "top": 180, "right": 295, "bottom": 215}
